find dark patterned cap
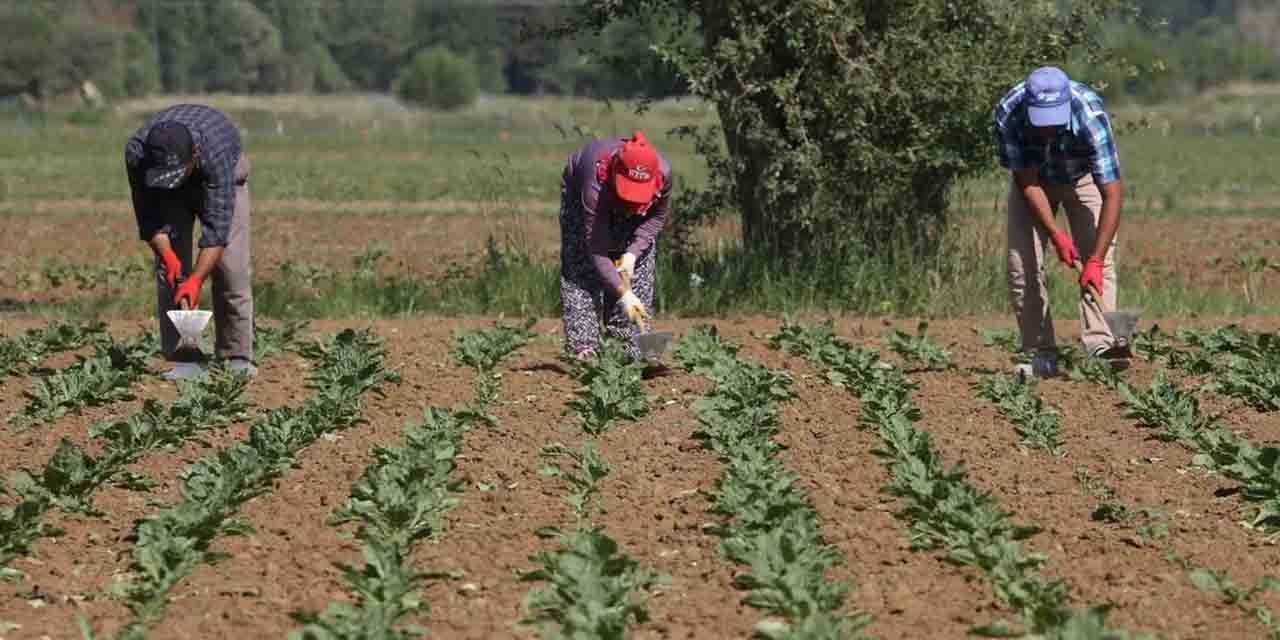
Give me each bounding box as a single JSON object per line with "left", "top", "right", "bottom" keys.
{"left": 143, "top": 121, "right": 195, "bottom": 189}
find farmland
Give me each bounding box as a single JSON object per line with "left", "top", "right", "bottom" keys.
{"left": 1, "top": 93, "right": 1280, "bottom": 638}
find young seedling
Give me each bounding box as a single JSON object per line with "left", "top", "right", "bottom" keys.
{"left": 1067, "top": 355, "right": 1125, "bottom": 389}
{"left": 1186, "top": 562, "right": 1280, "bottom": 640}
{"left": 1119, "top": 371, "right": 1213, "bottom": 443}
{"left": 976, "top": 328, "right": 1021, "bottom": 355}
{"left": 9, "top": 333, "right": 154, "bottom": 431}
{"left": 976, "top": 374, "right": 1064, "bottom": 456}
{"left": 539, "top": 441, "right": 613, "bottom": 524}
{"left": 566, "top": 338, "right": 649, "bottom": 435}
{"left": 884, "top": 322, "right": 954, "bottom": 372}
{"left": 450, "top": 318, "right": 535, "bottom": 427}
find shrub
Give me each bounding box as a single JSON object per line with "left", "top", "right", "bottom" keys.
{"left": 395, "top": 46, "right": 479, "bottom": 111}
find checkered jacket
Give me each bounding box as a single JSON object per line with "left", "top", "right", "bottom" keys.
{"left": 125, "top": 104, "right": 242, "bottom": 248}
{"left": 993, "top": 81, "right": 1121, "bottom": 186}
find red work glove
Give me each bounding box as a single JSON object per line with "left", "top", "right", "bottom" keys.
{"left": 1080, "top": 256, "right": 1104, "bottom": 297}
{"left": 1049, "top": 229, "right": 1080, "bottom": 267}
{"left": 158, "top": 248, "right": 183, "bottom": 291}
{"left": 173, "top": 274, "right": 204, "bottom": 309}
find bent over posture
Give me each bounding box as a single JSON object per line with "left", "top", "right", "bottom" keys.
{"left": 559, "top": 131, "right": 672, "bottom": 360}
{"left": 125, "top": 104, "right": 255, "bottom": 378}
{"left": 994, "top": 66, "right": 1127, "bottom": 378}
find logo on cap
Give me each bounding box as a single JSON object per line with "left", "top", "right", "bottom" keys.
{"left": 627, "top": 165, "right": 652, "bottom": 182}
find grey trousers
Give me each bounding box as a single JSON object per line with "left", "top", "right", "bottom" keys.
{"left": 156, "top": 154, "right": 254, "bottom": 361}
{"left": 1006, "top": 173, "right": 1117, "bottom": 356}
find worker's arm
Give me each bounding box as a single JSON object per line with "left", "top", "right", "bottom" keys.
{"left": 1091, "top": 178, "right": 1123, "bottom": 262}
{"left": 1013, "top": 167, "right": 1060, "bottom": 236}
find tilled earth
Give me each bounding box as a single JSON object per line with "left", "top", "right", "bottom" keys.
{"left": 0, "top": 315, "right": 1278, "bottom": 639}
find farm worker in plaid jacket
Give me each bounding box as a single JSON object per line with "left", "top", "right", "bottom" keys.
{"left": 559, "top": 130, "right": 672, "bottom": 360}
{"left": 125, "top": 104, "right": 256, "bottom": 378}
{"left": 994, "top": 66, "right": 1127, "bottom": 378}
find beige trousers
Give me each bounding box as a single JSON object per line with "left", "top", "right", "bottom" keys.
{"left": 1006, "top": 173, "right": 1116, "bottom": 355}
{"left": 156, "top": 154, "right": 254, "bottom": 361}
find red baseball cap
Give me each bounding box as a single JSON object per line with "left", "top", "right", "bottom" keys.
{"left": 612, "top": 131, "right": 660, "bottom": 209}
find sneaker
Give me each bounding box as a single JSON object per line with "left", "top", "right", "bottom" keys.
{"left": 1090, "top": 343, "right": 1132, "bottom": 360}
{"left": 1015, "top": 352, "right": 1058, "bottom": 379}
{"left": 162, "top": 362, "right": 205, "bottom": 381}
{"left": 227, "top": 358, "right": 258, "bottom": 378}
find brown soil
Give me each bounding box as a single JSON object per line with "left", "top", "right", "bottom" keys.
{"left": 0, "top": 316, "right": 1278, "bottom": 639}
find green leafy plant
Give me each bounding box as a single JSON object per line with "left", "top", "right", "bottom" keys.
{"left": 1067, "top": 356, "right": 1125, "bottom": 388}
{"left": 884, "top": 322, "right": 954, "bottom": 371}
{"left": 539, "top": 442, "right": 613, "bottom": 524}
{"left": 1209, "top": 358, "right": 1280, "bottom": 412}
{"left": 683, "top": 328, "right": 872, "bottom": 637}
{"left": 521, "top": 526, "right": 661, "bottom": 640}
{"left": 9, "top": 333, "right": 154, "bottom": 430}
{"left": 1118, "top": 372, "right": 1212, "bottom": 443}
{"left": 566, "top": 338, "right": 649, "bottom": 435}
{"left": 292, "top": 406, "right": 464, "bottom": 639}
{"left": 1185, "top": 562, "right": 1280, "bottom": 640}
{"left": 255, "top": 319, "right": 309, "bottom": 360}
{"left": 0, "top": 320, "right": 107, "bottom": 377}
{"left": 976, "top": 328, "right": 1021, "bottom": 355}
{"left": 976, "top": 374, "right": 1064, "bottom": 456}
{"left": 82, "top": 329, "right": 398, "bottom": 639}
{"left": 450, "top": 318, "right": 535, "bottom": 426}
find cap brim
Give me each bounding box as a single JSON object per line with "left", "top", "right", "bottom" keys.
{"left": 145, "top": 165, "right": 188, "bottom": 189}
{"left": 614, "top": 174, "right": 657, "bottom": 206}
{"left": 1028, "top": 103, "right": 1070, "bottom": 127}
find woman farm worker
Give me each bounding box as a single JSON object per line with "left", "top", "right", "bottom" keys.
{"left": 559, "top": 130, "right": 672, "bottom": 360}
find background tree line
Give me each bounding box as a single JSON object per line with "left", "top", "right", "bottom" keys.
{"left": 1, "top": 0, "right": 1277, "bottom": 108}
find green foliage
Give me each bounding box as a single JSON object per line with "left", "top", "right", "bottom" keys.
{"left": 521, "top": 526, "right": 661, "bottom": 640}
{"left": 676, "top": 328, "right": 870, "bottom": 636}
{"left": 0, "top": 366, "right": 249, "bottom": 569}
{"left": 1210, "top": 357, "right": 1280, "bottom": 412}
{"left": 566, "top": 339, "right": 649, "bottom": 435}
{"left": 254, "top": 319, "right": 310, "bottom": 360}
{"left": 977, "top": 329, "right": 1021, "bottom": 355}
{"left": 0, "top": 321, "right": 105, "bottom": 378}
{"left": 1184, "top": 561, "right": 1280, "bottom": 640}
{"left": 292, "top": 406, "right": 465, "bottom": 639}
{"left": 539, "top": 442, "right": 613, "bottom": 524}
{"left": 1067, "top": 356, "right": 1126, "bottom": 389}
{"left": 450, "top": 318, "right": 535, "bottom": 424}
{"left": 84, "top": 329, "right": 396, "bottom": 638}
{"left": 395, "top": 46, "right": 479, "bottom": 111}
{"left": 976, "top": 375, "right": 1065, "bottom": 456}
{"left": 1119, "top": 371, "right": 1213, "bottom": 442}
{"left": 884, "top": 323, "right": 954, "bottom": 372}
{"left": 771, "top": 321, "right": 1145, "bottom": 639}
{"left": 9, "top": 333, "right": 153, "bottom": 430}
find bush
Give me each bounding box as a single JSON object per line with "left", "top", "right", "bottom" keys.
{"left": 395, "top": 47, "right": 479, "bottom": 111}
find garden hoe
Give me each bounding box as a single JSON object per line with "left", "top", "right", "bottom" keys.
{"left": 164, "top": 290, "right": 212, "bottom": 380}
{"left": 618, "top": 265, "right": 673, "bottom": 361}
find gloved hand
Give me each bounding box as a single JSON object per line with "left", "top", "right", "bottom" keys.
{"left": 158, "top": 248, "right": 183, "bottom": 291}
{"left": 173, "top": 274, "right": 204, "bottom": 309}
{"left": 620, "top": 290, "right": 650, "bottom": 327}
{"left": 1049, "top": 229, "right": 1080, "bottom": 267}
{"left": 1080, "top": 256, "right": 1104, "bottom": 297}
{"left": 617, "top": 252, "right": 637, "bottom": 281}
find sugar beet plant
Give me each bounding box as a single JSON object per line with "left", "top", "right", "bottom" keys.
{"left": 0, "top": 320, "right": 106, "bottom": 377}
{"left": 1121, "top": 372, "right": 1280, "bottom": 533}
{"left": 884, "top": 322, "right": 953, "bottom": 372}
{"left": 450, "top": 318, "right": 535, "bottom": 426}
{"left": 677, "top": 326, "right": 872, "bottom": 639}
{"left": 9, "top": 333, "right": 155, "bottom": 430}
{"left": 976, "top": 374, "right": 1065, "bottom": 456}
{"left": 769, "top": 320, "right": 1146, "bottom": 639}
{"left": 0, "top": 368, "right": 250, "bottom": 570}
{"left": 565, "top": 338, "right": 649, "bottom": 435}
{"left": 291, "top": 407, "right": 466, "bottom": 639}
{"left": 80, "top": 329, "right": 398, "bottom": 640}
{"left": 520, "top": 338, "right": 659, "bottom": 639}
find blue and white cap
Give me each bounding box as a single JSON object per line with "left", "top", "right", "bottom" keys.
{"left": 1025, "top": 66, "right": 1071, "bottom": 127}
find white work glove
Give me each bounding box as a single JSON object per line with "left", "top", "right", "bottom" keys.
{"left": 617, "top": 252, "right": 637, "bottom": 281}
{"left": 620, "top": 290, "right": 650, "bottom": 327}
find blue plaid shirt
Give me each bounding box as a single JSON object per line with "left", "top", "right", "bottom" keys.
{"left": 125, "top": 104, "right": 242, "bottom": 248}
{"left": 993, "top": 81, "right": 1121, "bottom": 186}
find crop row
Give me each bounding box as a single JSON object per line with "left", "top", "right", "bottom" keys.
{"left": 0, "top": 322, "right": 308, "bottom": 576}
{"left": 0, "top": 321, "right": 106, "bottom": 378}
{"left": 674, "top": 326, "right": 870, "bottom": 639}
{"left": 521, "top": 338, "right": 659, "bottom": 638}
{"left": 293, "top": 321, "right": 532, "bottom": 638}
{"left": 1134, "top": 325, "right": 1279, "bottom": 411}
{"left": 768, "top": 321, "right": 1143, "bottom": 638}
{"left": 80, "top": 328, "right": 398, "bottom": 639}
{"left": 9, "top": 333, "right": 154, "bottom": 430}
{"left": 976, "top": 374, "right": 1065, "bottom": 456}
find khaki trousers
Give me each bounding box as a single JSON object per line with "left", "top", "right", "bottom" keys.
{"left": 1006, "top": 173, "right": 1116, "bottom": 355}
{"left": 156, "top": 154, "right": 254, "bottom": 361}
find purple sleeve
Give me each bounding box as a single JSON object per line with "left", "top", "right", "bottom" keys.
{"left": 587, "top": 210, "right": 624, "bottom": 293}
{"left": 625, "top": 166, "right": 673, "bottom": 257}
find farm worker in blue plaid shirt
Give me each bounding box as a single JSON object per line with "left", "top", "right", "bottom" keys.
{"left": 994, "top": 66, "right": 1126, "bottom": 378}
{"left": 125, "top": 104, "right": 256, "bottom": 379}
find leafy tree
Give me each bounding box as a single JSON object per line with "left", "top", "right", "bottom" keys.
{"left": 555, "top": 1, "right": 1135, "bottom": 265}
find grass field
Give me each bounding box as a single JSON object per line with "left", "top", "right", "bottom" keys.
{"left": 1, "top": 91, "right": 1280, "bottom": 639}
